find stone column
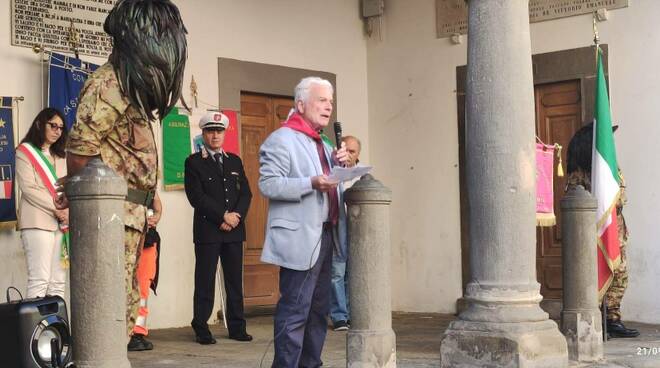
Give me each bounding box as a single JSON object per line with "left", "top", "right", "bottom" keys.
{"left": 561, "top": 186, "right": 603, "bottom": 361}
{"left": 440, "top": 1, "right": 568, "bottom": 367}
{"left": 345, "top": 175, "right": 396, "bottom": 368}
{"left": 67, "top": 158, "right": 130, "bottom": 368}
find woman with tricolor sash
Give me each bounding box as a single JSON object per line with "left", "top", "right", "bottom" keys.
{"left": 15, "top": 108, "right": 69, "bottom": 298}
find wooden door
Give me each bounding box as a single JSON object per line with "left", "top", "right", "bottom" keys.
{"left": 240, "top": 93, "right": 294, "bottom": 306}
{"left": 534, "top": 80, "right": 583, "bottom": 300}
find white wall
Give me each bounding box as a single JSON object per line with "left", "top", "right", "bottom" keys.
{"left": 0, "top": 0, "right": 369, "bottom": 329}
{"left": 367, "top": 0, "right": 465, "bottom": 313}
{"left": 367, "top": 0, "right": 660, "bottom": 322}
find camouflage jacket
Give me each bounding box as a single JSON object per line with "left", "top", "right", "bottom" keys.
{"left": 566, "top": 168, "right": 628, "bottom": 242}
{"left": 67, "top": 63, "right": 158, "bottom": 232}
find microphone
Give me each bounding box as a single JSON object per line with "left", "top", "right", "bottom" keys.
{"left": 333, "top": 121, "right": 345, "bottom": 168}
{"left": 333, "top": 121, "right": 342, "bottom": 149}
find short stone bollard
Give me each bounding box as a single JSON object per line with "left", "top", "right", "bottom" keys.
{"left": 66, "top": 158, "right": 131, "bottom": 368}
{"left": 345, "top": 174, "right": 396, "bottom": 368}
{"left": 560, "top": 185, "right": 603, "bottom": 362}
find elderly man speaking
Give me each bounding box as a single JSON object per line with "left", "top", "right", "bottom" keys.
{"left": 259, "top": 77, "right": 349, "bottom": 367}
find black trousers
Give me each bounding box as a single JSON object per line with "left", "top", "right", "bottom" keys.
{"left": 192, "top": 241, "right": 246, "bottom": 337}
{"left": 272, "top": 226, "right": 333, "bottom": 368}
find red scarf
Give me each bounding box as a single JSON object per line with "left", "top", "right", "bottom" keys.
{"left": 282, "top": 113, "right": 339, "bottom": 224}
{"left": 282, "top": 112, "right": 321, "bottom": 140}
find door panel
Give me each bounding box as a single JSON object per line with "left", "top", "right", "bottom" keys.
{"left": 534, "top": 80, "right": 583, "bottom": 300}
{"left": 240, "top": 93, "right": 294, "bottom": 306}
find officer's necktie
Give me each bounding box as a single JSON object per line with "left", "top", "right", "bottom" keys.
{"left": 214, "top": 153, "right": 223, "bottom": 175}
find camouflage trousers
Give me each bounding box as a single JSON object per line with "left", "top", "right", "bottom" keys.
{"left": 125, "top": 227, "right": 144, "bottom": 337}
{"left": 605, "top": 238, "right": 628, "bottom": 321}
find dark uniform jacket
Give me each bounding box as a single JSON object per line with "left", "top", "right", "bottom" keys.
{"left": 184, "top": 150, "right": 252, "bottom": 244}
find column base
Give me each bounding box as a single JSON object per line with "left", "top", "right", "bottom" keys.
{"left": 74, "top": 357, "right": 131, "bottom": 368}
{"left": 561, "top": 309, "right": 603, "bottom": 362}
{"left": 347, "top": 329, "right": 396, "bottom": 368}
{"left": 440, "top": 319, "right": 568, "bottom": 368}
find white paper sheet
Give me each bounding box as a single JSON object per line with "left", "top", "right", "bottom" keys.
{"left": 328, "top": 165, "right": 372, "bottom": 183}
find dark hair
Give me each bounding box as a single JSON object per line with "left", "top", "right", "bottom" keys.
{"left": 567, "top": 123, "right": 593, "bottom": 174}
{"left": 19, "top": 108, "right": 68, "bottom": 158}
{"left": 104, "top": 0, "right": 188, "bottom": 121}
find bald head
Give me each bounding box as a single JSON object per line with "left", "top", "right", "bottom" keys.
{"left": 341, "top": 135, "right": 361, "bottom": 167}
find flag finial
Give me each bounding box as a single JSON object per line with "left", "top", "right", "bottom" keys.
{"left": 592, "top": 12, "right": 600, "bottom": 46}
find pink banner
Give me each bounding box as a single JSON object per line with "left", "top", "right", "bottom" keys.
{"left": 536, "top": 143, "right": 555, "bottom": 226}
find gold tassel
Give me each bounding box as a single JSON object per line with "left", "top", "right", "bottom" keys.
{"left": 555, "top": 144, "right": 564, "bottom": 177}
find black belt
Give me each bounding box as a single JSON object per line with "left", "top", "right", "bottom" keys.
{"left": 126, "top": 188, "right": 155, "bottom": 207}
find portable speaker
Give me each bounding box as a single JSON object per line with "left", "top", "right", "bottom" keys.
{"left": 0, "top": 294, "right": 72, "bottom": 368}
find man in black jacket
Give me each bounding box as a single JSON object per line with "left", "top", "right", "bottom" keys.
{"left": 184, "top": 111, "right": 252, "bottom": 345}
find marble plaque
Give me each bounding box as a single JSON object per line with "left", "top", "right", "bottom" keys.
{"left": 436, "top": 0, "right": 629, "bottom": 38}
{"left": 11, "top": 0, "right": 118, "bottom": 57}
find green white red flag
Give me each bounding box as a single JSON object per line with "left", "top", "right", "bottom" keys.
{"left": 591, "top": 47, "right": 621, "bottom": 298}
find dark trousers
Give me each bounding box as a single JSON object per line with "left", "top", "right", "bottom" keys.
{"left": 272, "top": 226, "right": 333, "bottom": 368}
{"left": 192, "top": 241, "right": 246, "bottom": 337}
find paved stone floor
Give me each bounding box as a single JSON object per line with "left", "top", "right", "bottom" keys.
{"left": 128, "top": 312, "right": 660, "bottom": 368}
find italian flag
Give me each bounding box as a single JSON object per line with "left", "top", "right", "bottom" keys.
{"left": 591, "top": 47, "right": 622, "bottom": 298}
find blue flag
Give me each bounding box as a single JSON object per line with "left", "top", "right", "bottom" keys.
{"left": 48, "top": 53, "right": 100, "bottom": 130}
{"left": 0, "top": 97, "right": 17, "bottom": 229}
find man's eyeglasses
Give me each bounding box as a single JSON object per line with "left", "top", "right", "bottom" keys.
{"left": 46, "top": 122, "right": 65, "bottom": 131}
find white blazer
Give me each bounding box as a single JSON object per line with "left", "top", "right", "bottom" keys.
{"left": 258, "top": 127, "right": 343, "bottom": 271}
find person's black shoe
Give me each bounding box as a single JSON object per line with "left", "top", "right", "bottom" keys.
{"left": 607, "top": 319, "right": 640, "bottom": 338}
{"left": 228, "top": 332, "right": 253, "bottom": 342}
{"left": 195, "top": 334, "right": 217, "bottom": 345}
{"left": 127, "top": 334, "right": 154, "bottom": 351}
{"left": 333, "top": 320, "right": 349, "bottom": 331}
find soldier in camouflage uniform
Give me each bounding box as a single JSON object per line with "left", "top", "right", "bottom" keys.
{"left": 56, "top": 0, "right": 187, "bottom": 340}
{"left": 566, "top": 123, "right": 639, "bottom": 338}
{"left": 66, "top": 63, "right": 158, "bottom": 337}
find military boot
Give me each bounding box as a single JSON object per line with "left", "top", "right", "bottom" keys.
{"left": 607, "top": 319, "right": 640, "bottom": 338}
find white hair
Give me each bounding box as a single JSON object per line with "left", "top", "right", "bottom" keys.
{"left": 294, "top": 77, "right": 333, "bottom": 111}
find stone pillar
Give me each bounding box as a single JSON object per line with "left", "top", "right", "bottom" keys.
{"left": 561, "top": 186, "right": 603, "bottom": 361}
{"left": 66, "top": 158, "right": 130, "bottom": 368}
{"left": 440, "top": 1, "right": 568, "bottom": 367}
{"left": 345, "top": 174, "right": 396, "bottom": 368}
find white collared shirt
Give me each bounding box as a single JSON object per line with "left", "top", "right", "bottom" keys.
{"left": 205, "top": 146, "right": 225, "bottom": 164}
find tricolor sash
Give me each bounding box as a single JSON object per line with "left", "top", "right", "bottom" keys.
{"left": 16, "top": 143, "right": 70, "bottom": 267}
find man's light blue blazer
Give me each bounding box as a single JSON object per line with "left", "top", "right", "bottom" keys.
{"left": 258, "top": 127, "right": 347, "bottom": 271}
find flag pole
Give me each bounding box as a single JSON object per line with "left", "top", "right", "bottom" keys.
{"left": 12, "top": 97, "right": 23, "bottom": 146}
{"left": 593, "top": 12, "right": 600, "bottom": 56}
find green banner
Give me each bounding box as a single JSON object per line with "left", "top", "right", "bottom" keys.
{"left": 162, "top": 108, "right": 191, "bottom": 191}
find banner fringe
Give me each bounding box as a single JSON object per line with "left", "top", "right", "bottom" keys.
{"left": 164, "top": 184, "right": 185, "bottom": 191}
{"left": 0, "top": 221, "right": 17, "bottom": 231}
{"left": 536, "top": 213, "right": 556, "bottom": 227}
